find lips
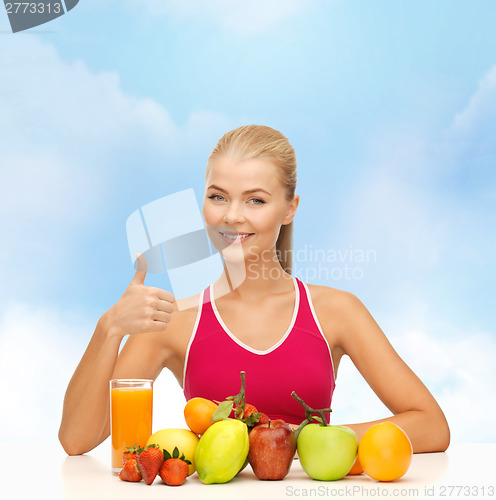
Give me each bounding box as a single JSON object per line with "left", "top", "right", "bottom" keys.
{"left": 219, "top": 231, "right": 254, "bottom": 244}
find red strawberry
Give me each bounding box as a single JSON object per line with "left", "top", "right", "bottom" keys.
{"left": 122, "top": 444, "right": 141, "bottom": 466}
{"left": 119, "top": 458, "right": 142, "bottom": 482}
{"left": 242, "top": 403, "right": 259, "bottom": 418}
{"left": 256, "top": 412, "right": 270, "bottom": 426}
{"left": 159, "top": 459, "right": 189, "bottom": 486}
{"left": 239, "top": 403, "right": 266, "bottom": 427}
{"left": 137, "top": 444, "right": 164, "bottom": 485}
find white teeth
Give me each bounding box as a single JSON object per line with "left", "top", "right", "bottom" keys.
{"left": 221, "top": 232, "right": 252, "bottom": 240}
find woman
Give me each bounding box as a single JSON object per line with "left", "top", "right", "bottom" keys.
{"left": 59, "top": 125, "right": 450, "bottom": 456}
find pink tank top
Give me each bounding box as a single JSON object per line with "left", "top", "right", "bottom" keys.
{"left": 183, "top": 277, "right": 335, "bottom": 425}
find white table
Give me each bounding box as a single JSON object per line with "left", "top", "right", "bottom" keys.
{"left": 2, "top": 442, "right": 494, "bottom": 499}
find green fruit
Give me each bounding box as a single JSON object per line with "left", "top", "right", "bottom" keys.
{"left": 194, "top": 418, "right": 249, "bottom": 484}
{"left": 297, "top": 423, "right": 358, "bottom": 481}
{"left": 237, "top": 455, "right": 249, "bottom": 474}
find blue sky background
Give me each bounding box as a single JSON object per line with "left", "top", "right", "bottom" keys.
{"left": 0, "top": 1, "right": 495, "bottom": 445}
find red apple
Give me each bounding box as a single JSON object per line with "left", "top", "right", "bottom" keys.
{"left": 248, "top": 419, "right": 297, "bottom": 480}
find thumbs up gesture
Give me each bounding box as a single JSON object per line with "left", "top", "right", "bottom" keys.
{"left": 130, "top": 252, "right": 150, "bottom": 286}
{"left": 102, "top": 253, "right": 175, "bottom": 338}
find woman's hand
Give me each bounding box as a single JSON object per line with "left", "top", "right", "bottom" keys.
{"left": 60, "top": 256, "right": 176, "bottom": 456}
{"left": 101, "top": 253, "right": 175, "bottom": 339}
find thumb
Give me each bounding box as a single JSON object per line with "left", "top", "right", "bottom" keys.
{"left": 131, "top": 252, "right": 147, "bottom": 285}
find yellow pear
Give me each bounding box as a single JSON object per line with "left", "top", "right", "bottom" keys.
{"left": 194, "top": 419, "right": 249, "bottom": 484}
{"left": 146, "top": 428, "right": 199, "bottom": 476}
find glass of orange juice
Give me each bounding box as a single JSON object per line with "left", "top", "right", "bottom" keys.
{"left": 110, "top": 379, "right": 153, "bottom": 475}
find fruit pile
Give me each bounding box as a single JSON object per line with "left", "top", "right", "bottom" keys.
{"left": 119, "top": 444, "right": 191, "bottom": 486}
{"left": 117, "top": 371, "right": 413, "bottom": 486}
{"left": 291, "top": 391, "right": 413, "bottom": 482}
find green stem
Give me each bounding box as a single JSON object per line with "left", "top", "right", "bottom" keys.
{"left": 227, "top": 370, "right": 246, "bottom": 419}
{"left": 239, "top": 371, "right": 246, "bottom": 416}
{"left": 291, "top": 391, "right": 332, "bottom": 426}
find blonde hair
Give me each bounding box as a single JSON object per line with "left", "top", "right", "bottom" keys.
{"left": 207, "top": 125, "right": 297, "bottom": 274}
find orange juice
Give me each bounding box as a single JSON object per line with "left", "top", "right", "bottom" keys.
{"left": 110, "top": 382, "right": 153, "bottom": 471}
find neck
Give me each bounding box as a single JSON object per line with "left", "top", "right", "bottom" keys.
{"left": 213, "top": 249, "right": 294, "bottom": 301}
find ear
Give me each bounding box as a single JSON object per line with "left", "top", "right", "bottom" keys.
{"left": 282, "top": 194, "right": 299, "bottom": 225}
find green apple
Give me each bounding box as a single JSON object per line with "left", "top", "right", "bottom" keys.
{"left": 297, "top": 423, "right": 358, "bottom": 481}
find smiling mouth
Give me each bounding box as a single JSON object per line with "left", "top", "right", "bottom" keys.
{"left": 219, "top": 231, "right": 254, "bottom": 242}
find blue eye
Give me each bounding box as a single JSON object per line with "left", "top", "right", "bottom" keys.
{"left": 250, "top": 198, "right": 265, "bottom": 205}
{"left": 208, "top": 194, "right": 225, "bottom": 202}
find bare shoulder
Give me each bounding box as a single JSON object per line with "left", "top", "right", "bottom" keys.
{"left": 304, "top": 283, "right": 367, "bottom": 347}
{"left": 305, "top": 282, "right": 363, "bottom": 317}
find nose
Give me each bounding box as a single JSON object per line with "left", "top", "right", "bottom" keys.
{"left": 223, "top": 201, "right": 245, "bottom": 225}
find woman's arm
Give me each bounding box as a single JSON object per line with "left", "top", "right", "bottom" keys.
{"left": 58, "top": 324, "right": 173, "bottom": 456}
{"left": 321, "top": 289, "right": 450, "bottom": 453}
{"left": 58, "top": 256, "right": 174, "bottom": 455}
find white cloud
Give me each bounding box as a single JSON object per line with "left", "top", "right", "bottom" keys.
{"left": 326, "top": 65, "right": 496, "bottom": 444}
{"left": 448, "top": 65, "right": 496, "bottom": 144}
{"left": 0, "top": 302, "right": 187, "bottom": 444}
{"left": 337, "top": 64, "right": 496, "bottom": 221}
{"left": 395, "top": 328, "right": 496, "bottom": 444}
{"left": 439, "top": 65, "right": 496, "bottom": 206}
{"left": 326, "top": 65, "right": 496, "bottom": 309}
{"left": 0, "top": 36, "right": 232, "bottom": 299}
{"left": 0, "top": 302, "right": 90, "bottom": 442}
{"left": 0, "top": 36, "right": 231, "bottom": 444}
{"left": 0, "top": 36, "right": 238, "bottom": 446}
{"left": 332, "top": 327, "right": 496, "bottom": 443}
{"left": 130, "top": 0, "right": 316, "bottom": 36}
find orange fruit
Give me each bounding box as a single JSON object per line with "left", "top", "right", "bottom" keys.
{"left": 358, "top": 421, "right": 413, "bottom": 482}
{"left": 184, "top": 397, "right": 218, "bottom": 435}
{"left": 347, "top": 455, "right": 364, "bottom": 475}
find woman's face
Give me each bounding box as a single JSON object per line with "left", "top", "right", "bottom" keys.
{"left": 203, "top": 155, "right": 298, "bottom": 265}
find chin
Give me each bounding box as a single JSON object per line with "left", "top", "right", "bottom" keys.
{"left": 221, "top": 244, "right": 249, "bottom": 264}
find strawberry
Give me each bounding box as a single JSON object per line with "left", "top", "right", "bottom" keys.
{"left": 160, "top": 447, "right": 191, "bottom": 486}
{"left": 256, "top": 412, "right": 270, "bottom": 426}
{"left": 122, "top": 444, "right": 141, "bottom": 466}
{"left": 160, "top": 459, "right": 189, "bottom": 486}
{"left": 137, "top": 444, "right": 164, "bottom": 485}
{"left": 242, "top": 403, "right": 259, "bottom": 418}
{"left": 119, "top": 458, "right": 142, "bottom": 482}
{"left": 239, "top": 403, "right": 264, "bottom": 427}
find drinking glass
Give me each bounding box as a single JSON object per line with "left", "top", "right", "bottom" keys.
{"left": 110, "top": 379, "right": 153, "bottom": 475}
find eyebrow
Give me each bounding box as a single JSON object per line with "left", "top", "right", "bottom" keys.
{"left": 207, "top": 184, "right": 272, "bottom": 196}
